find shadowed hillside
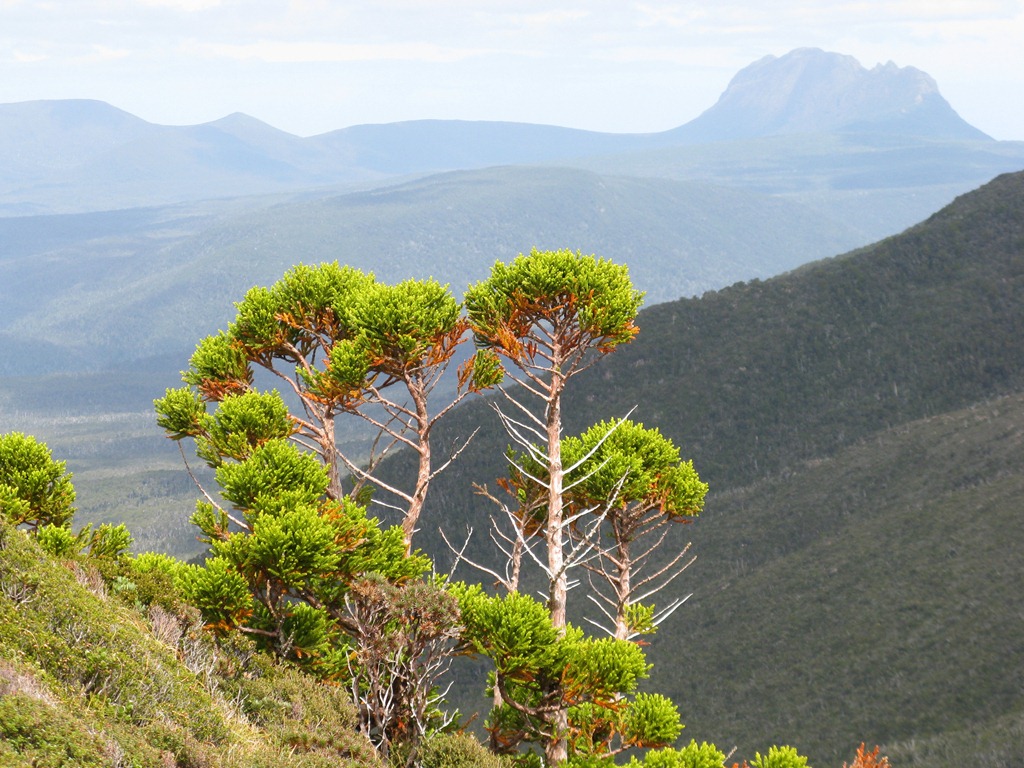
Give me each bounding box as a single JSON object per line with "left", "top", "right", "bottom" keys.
{"left": 395, "top": 171, "right": 1024, "bottom": 765}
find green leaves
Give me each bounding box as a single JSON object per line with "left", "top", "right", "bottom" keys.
{"left": 183, "top": 331, "right": 251, "bottom": 398}
{"left": 454, "top": 584, "right": 561, "bottom": 678}
{"left": 627, "top": 741, "right": 727, "bottom": 768}
{"left": 231, "top": 262, "right": 375, "bottom": 360}
{"left": 156, "top": 388, "right": 296, "bottom": 467}
{"left": 465, "top": 248, "right": 645, "bottom": 359}
{"left": 563, "top": 419, "right": 708, "bottom": 520}
{"left": 748, "top": 746, "right": 810, "bottom": 768}
{"left": 623, "top": 694, "right": 683, "bottom": 748}
{"left": 0, "top": 432, "right": 76, "bottom": 531}
{"left": 215, "top": 439, "right": 327, "bottom": 512}
{"left": 348, "top": 278, "right": 463, "bottom": 371}
{"left": 178, "top": 557, "right": 255, "bottom": 631}
{"left": 154, "top": 386, "right": 207, "bottom": 439}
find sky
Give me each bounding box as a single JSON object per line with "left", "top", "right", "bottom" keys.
{"left": 2, "top": 1, "right": 1023, "bottom": 140}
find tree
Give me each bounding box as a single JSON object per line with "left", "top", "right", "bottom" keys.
{"left": 463, "top": 248, "right": 644, "bottom": 765}
{"left": 170, "top": 429, "right": 458, "bottom": 761}
{"left": 304, "top": 276, "right": 488, "bottom": 545}
{"left": 0, "top": 432, "right": 76, "bottom": 532}
{"left": 559, "top": 419, "right": 708, "bottom": 640}
{"left": 155, "top": 263, "right": 486, "bottom": 551}
{"left": 464, "top": 248, "right": 644, "bottom": 629}
{"left": 454, "top": 419, "right": 706, "bottom": 765}
{"left": 454, "top": 584, "right": 684, "bottom": 764}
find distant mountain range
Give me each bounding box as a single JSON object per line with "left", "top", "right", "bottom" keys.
{"left": 1, "top": 48, "right": 1022, "bottom": 381}
{"left": 0, "top": 48, "right": 1018, "bottom": 216}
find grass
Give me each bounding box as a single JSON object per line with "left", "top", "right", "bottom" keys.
{"left": 0, "top": 516, "right": 384, "bottom": 767}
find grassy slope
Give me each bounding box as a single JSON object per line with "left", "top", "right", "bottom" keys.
{"left": 0, "top": 518, "right": 380, "bottom": 768}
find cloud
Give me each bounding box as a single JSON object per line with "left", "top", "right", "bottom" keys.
{"left": 12, "top": 49, "right": 48, "bottom": 63}
{"left": 129, "top": 0, "right": 223, "bottom": 9}
{"left": 186, "top": 39, "right": 490, "bottom": 64}
{"left": 79, "top": 44, "right": 132, "bottom": 62}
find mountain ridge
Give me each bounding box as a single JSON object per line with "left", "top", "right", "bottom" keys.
{"left": 671, "top": 48, "right": 989, "bottom": 141}
{"left": 0, "top": 49, "right": 1013, "bottom": 215}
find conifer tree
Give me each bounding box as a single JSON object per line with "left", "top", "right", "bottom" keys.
{"left": 0, "top": 432, "right": 76, "bottom": 532}
{"left": 464, "top": 248, "right": 644, "bottom": 765}
{"left": 155, "top": 262, "right": 489, "bottom": 550}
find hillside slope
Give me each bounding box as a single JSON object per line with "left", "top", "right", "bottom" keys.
{"left": 414, "top": 170, "right": 1024, "bottom": 525}
{"left": 661, "top": 392, "right": 1024, "bottom": 764}
{"left": 0, "top": 166, "right": 867, "bottom": 376}
{"left": 398, "top": 171, "right": 1024, "bottom": 765}
{"left": 0, "top": 517, "right": 380, "bottom": 767}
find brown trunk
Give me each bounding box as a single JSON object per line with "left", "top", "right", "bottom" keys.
{"left": 545, "top": 365, "right": 568, "bottom": 765}
{"left": 401, "top": 378, "right": 431, "bottom": 552}
{"left": 614, "top": 528, "right": 632, "bottom": 641}
{"left": 322, "top": 410, "right": 343, "bottom": 500}
{"left": 546, "top": 386, "right": 566, "bottom": 629}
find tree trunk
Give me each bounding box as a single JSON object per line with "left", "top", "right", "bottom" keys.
{"left": 614, "top": 529, "right": 632, "bottom": 641}
{"left": 545, "top": 366, "right": 568, "bottom": 765}
{"left": 402, "top": 377, "right": 431, "bottom": 552}
{"left": 322, "top": 410, "right": 343, "bottom": 500}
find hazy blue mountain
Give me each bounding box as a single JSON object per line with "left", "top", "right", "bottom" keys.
{"left": 2, "top": 49, "right": 1020, "bottom": 217}
{"left": 670, "top": 47, "right": 990, "bottom": 142}
{"left": 308, "top": 119, "right": 653, "bottom": 175}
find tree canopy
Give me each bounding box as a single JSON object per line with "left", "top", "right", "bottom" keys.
{"left": 0, "top": 432, "right": 76, "bottom": 532}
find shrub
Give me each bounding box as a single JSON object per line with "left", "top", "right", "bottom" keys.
{"left": 747, "top": 745, "right": 810, "bottom": 768}
{"left": 417, "top": 732, "right": 507, "bottom": 768}
{"left": 628, "top": 740, "right": 727, "bottom": 768}
{"left": 843, "top": 743, "right": 890, "bottom": 768}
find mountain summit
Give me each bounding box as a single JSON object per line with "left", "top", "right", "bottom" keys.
{"left": 674, "top": 47, "right": 990, "bottom": 142}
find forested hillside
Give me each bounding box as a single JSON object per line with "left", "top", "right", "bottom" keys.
{"left": 395, "top": 171, "right": 1024, "bottom": 765}
{"left": 2, "top": 171, "right": 1020, "bottom": 768}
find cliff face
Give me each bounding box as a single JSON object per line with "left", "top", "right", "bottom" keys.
{"left": 674, "top": 47, "right": 991, "bottom": 141}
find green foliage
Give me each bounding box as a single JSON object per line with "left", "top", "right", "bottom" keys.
{"left": 624, "top": 693, "right": 685, "bottom": 747}
{"left": 465, "top": 247, "right": 644, "bottom": 361}
{"left": 183, "top": 330, "right": 252, "bottom": 395}
{"left": 178, "top": 556, "right": 255, "bottom": 630}
{"left": 37, "top": 523, "right": 80, "bottom": 559}
{"left": 77, "top": 522, "right": 133, "bottom": 561}
{"left": 562, "top": 419, "right": 707, "bottom": 520}
{"left": 627, "top": 740, "right": 727, "bottom": 768}
{"left": 453, "top": 584, "right": 684, "bottom": 762}
{"left": 215, "top": 438, "right": 327, "bottom": 511}
{"left": 0, "top": 516, "right": 385, "bottom": 767}
{"left": 0, "top": 693, "right": 107, "bottom": 767}
{"left": 343, "top": 277, "right": 464, "bottom": 374}
{"left": 224, "top": 663, "right": 379, "bottom": 766}
{"left": 417, "top": 732, "right": 508, "bottom": 768}
{"left": 0, "top": 432, "right": 76, "bottom": 531}
{"left": 748, "top": 745, "right": 810, "bottom": 768}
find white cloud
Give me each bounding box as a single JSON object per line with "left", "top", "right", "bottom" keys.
{"left": 185, "top": 38, "right": 490, "bottom": 64}
{"left": 78, "top": 44, "right": 132, "bottom": 62}
{"left": 134, "top": 0, "right": 222, "bottom": 9}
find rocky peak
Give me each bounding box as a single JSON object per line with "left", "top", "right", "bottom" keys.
{"left": 674, "top": 48, "right": 988, "bottom": 141}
